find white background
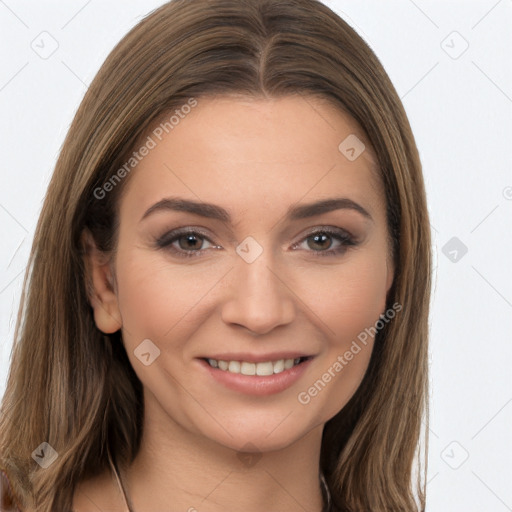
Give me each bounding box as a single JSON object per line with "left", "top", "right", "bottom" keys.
{"left": 1, "top": 1, "right": 511, "bottom": 510}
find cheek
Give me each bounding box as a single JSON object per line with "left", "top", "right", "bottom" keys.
{"left": 295, "top": 252, "right": 390, "bottom": 416}
{"left": 115, "top": 242, "right": 390, "bottom": 343}
{"left": 114, "top": 249, "right": 229, "bottom": 349}
{"left": 114, "top": 251, "right": 187, "bottom": 341}
{"left": 303, "top": 250, "right": 390, "bottom": 339}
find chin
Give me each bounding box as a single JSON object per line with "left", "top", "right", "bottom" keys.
{"left": 191, "top": 407, "right": 325, "bottom": 454}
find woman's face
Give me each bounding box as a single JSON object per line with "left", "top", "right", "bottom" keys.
{"left": 88, "top": 95, "right": 394, "bottom": 452}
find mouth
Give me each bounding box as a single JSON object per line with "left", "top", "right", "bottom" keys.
{"left": 203, "top": 356, "right": 312, "bottom": 376}
{"left": 198, "top": 354, "right": 315, "bottom": 396}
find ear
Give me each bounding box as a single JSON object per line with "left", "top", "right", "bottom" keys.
{"left": 385, "top": 253, "right": 395, "bottom": 295}
{"left": 81, "top": 229, "right": 122, "bottom": 334}
{"left": 379, "top": 251, "right": 396, "bottom": 314}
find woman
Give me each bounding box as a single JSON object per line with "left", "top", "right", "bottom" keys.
{"left": 0, "top": 0, "right": 431, "bottom": 510}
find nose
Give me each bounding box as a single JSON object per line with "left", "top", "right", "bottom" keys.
{"left": 220, "top": 247, "right": 296, "bottom": 336}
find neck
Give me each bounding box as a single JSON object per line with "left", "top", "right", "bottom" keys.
{"left": 119, "top": 392, "right": 326, "bottom": 512}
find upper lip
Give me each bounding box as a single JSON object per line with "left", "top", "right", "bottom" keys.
{"left": 199, "top": 352, "right": 314, "bottom": 363}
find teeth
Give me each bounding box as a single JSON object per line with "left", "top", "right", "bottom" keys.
{"left": 228, "top": 361, "right": 241, "bottom": 373}
{"left": 207, "top": 357, "right": 305, "bottom": 375}
{"left": 255, "top": 361, "right": 273, "bottom": 376}
{"left": 273, "top": 359, "right": 284, "bottom": 374}
{"left": 241, "top": 362, "right": 256, "bottom": 375}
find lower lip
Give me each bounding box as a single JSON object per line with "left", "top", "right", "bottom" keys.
{"left": 198, "top": 358, "right": 314, "bottom": 396}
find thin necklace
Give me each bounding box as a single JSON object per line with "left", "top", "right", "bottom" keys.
{"left": 112, "top": 459, "right": 333, "bottom": 512}
{"left": 107, "top": 445, "right": 134, "bottom": 512}
{"left": 111, "top": 461, "right": 134, "bottom": 512}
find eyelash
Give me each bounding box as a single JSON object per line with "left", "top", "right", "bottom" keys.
{"left": 155, "top": 227, "right": 357, "bottom": 259}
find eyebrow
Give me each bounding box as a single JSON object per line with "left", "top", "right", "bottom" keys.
{"left": 140, "top": 196, "right": 373, "bottom": 224}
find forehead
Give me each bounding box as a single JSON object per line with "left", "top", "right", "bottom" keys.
{"left": 119, "top": 95, "right": 385, "bottom": 225}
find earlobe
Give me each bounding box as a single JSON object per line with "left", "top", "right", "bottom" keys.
{"left": 386, "top": 259, "right": 395, "bottom": 295}
{"left": 81, "top": 229, "right": 122, "bottom": 334}
{"left": 381, "top": 255, "right": 396, "bottom": 313}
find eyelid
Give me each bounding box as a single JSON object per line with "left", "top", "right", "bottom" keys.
{"left": 155, "top": 226, "right": 218, "bottom": 249}
{"left": 290, "top": 226, "right": 357, "bottom": 255}
{"left": 155, "top": 224, "right": 358, "bottom": 258}
{"left": 156, "top": 225, "right": 355, "bottom": 245}
{"left": 297, "top": 225, "right": 356, "bottom": 242}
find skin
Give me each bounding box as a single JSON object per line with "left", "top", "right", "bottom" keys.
{"left": 75, "top": 95, "right": 394, "bottom": 511}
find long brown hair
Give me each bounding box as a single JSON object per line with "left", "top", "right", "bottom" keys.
{"left": 0, "top": 0, "right": 431, "bottom": 510}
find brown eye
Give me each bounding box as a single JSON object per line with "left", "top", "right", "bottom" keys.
{"left": 176, "top": 233, "right": 204, "bottom": 251}
{"left": 155, "top": 229, "right": 218, "bottom": 258}
{"left": 306, "top": 233, "right": 334, "bottom": 251}
{"left": 294, "top": 228, "right": 357, "bottom": 257}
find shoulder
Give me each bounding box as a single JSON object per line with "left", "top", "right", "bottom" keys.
{"left": 0, "top": 468, "right": 22, "bottom": 512}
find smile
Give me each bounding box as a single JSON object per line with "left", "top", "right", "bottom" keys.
{"left": 206, "top": 357, "right": 309, "bottom": 376}
{"left": 199, "top": 355, "right": 314, "bottom": 396}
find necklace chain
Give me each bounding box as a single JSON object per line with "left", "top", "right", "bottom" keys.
{"left": 111, "top": 458, "right": 332, "bottom": 512}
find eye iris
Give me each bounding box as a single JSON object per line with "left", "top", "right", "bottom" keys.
{"left": 308, "top": 233, "right": 331, "bottom": 251}
{"left": 178, "top": 234, "right": 202, "bottom": 250}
